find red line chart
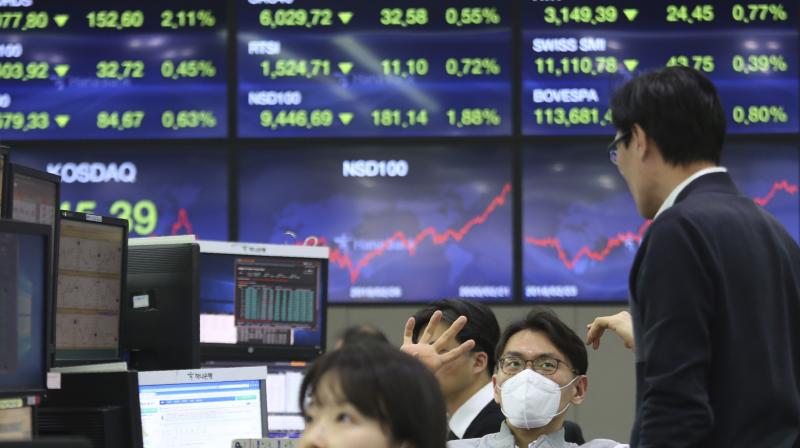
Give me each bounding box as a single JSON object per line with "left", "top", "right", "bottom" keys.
{"left": 170, "top": 208, "right": 194, "bottom": 236}
{"left": 525, "top": 180, "right": 797, "bottom": 271}
{"left": 325, "top": 183, "right": 512, "bottom": 283}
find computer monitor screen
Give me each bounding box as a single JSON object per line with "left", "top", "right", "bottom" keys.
{"left": 266, "top": 361, "right": 306, "bottom": 438}
{"left": 0, "top": 221, "right": 51, "bottom": 397}
{"left": 8, "top": 165, "right": 59, "bottom": 229}
{"left": 199, "top": 241, "right": 328, "bottom": 361}
{"left": 55, "top": 211, "right": 127, "bottom": 364}
{"left": 137, "top": 366, "right": 268, "bottom": 448}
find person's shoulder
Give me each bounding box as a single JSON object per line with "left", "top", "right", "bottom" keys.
{"left": 580, "top": 439, "right": 629, "bottom": 448}
{"left": 447, "top": 430, "right": 506, "bottom": 448}
{"left": 447, "top": 437, "right": 482, "bottom": 448}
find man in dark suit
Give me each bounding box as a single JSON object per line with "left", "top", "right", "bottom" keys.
{"left": 607, "top": 66, "right": 800, "bottom": 446}
{"left": 412, "top": 300, "right": 586, "bottom": 444}
{"left": 413, "top": 300, "right": 584, "bottom": 444}
{"left": 412, "top": 300, "right": 505, "bottom": 440}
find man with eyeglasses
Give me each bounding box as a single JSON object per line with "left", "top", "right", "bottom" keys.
{"left": 447, "top": 307, "right": 626, "bottom": 448}
{"left": 603, "top": 66, "right": 800, "bottom": 447}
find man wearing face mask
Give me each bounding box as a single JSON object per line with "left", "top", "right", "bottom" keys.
{"left": 448, "top": 308, "right": 627, "bottom": 448}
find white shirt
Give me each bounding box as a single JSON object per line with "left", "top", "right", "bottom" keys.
{"left": 449, "top": 382, "right": 496, "bottom": 439}
{"left": 653, "top": 167, "right": 728, "bottom": 219}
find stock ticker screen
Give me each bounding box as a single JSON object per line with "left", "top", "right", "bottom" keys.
{"left": 237, "top": 0, "right": 512, "bottom": 137}
{"left": 11, "top": 146, "right": 229, "bottom": 240}
{"left": 523, "top": 143, "right": 799, "bottom": 302}
{"left": 522, "top": 1, "right": 799, "bottom": 135}
{"left": 0, "top": 1, "right": 227, "bottom": 139}
{"left": 199, "top": 251, "right": 324, "bottom": 350}
{"left": 2, "top": 1, "right": 798, "bottom": 304}
{"left": 237, "top": 145, "right": 513, "bottom": 303}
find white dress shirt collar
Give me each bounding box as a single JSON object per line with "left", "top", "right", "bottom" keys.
{"left": 654, "top": 167, "right": 727, "bottom": 219}
{"left": 449, "top": 382, "right": 496, "bottom": 439}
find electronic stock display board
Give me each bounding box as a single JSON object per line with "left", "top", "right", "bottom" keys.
{"left": 523, "top": 143, "right": 799, "bottom": 302}
{"left": 238, "top": 145, "right": 513, "bottom": 303}
{"left": 0, "top": 1, "right": 227, "bottom": 140}
{"left": 237, "top": 0, "right": 513, "bottom": 137}
{"left": 522, "top": 1, "right": 799, "bottom": 135}
{"left": 12, "top": 146, "right": 229, "bottom": 239}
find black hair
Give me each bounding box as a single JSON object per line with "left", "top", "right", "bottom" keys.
{"left": 495, "top": 307, "right": 588, "bottom": 375}
{"left": 300, "top": 341, "right": 448, "bottom": 448}
{"left": 412, "top": 299, "right": 501, "bottom": 377}
{"left": 338, "top": 324, "right": 390, "bottom": 346}
{"left": 610, "top": 66, "right": 726, "bottom": 166}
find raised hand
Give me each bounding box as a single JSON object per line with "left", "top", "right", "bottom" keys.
{"left": 586, "top": 310, "right": 635, "bottom": 350}
{"left": 400, "top": 310, "right": 476, "bottom": 372}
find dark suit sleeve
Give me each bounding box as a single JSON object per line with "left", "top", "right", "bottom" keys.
{"left": 634, "top": 216, "right": 716, "bottom": 447}
{"left": 462, "top": 401, "right": 504, "bottom": 439}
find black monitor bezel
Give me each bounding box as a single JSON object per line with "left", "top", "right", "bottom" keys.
{"left": 0, "top": 219, "right": 53, "bottom": 399}
{"left": 123, "top": 241, "right": 201, "bottom": 371}
{"left": 3, "top": 163, "right": 61, "bottom": 223}
{"left": 52, "top": 210, "right": 129, "bottom": 367}
{"left": 198, "top": 249, "right": 328, "bottom": 363}
{"left": 0, "top": 145, "right": 8, "bottom": 218}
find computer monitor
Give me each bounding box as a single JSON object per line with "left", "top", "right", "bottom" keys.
{"left": 265, "top": 361, "right": 306, "bottom": 438}
{"left": 123, "top": 236, "right": 200, "bottom": 371}
{"left": 0, "top": 145, "right": 8, "bottom": 216}
{"left": 198, "top": 241, "right": 329, "bottom": 362}
{"left": 3, "top": 164, "right": 59, "bottom": 229}
{"left": 137, "top": 366, "right": 268, "bottom": 448}
{"left": 0, "top": 439, "right": 92, "bottom": 448}
{"left": 38, "top": 371, "right": 143, "bottom": 448}
{"left": 54, "top": 211, "right": 127, "bottom": 365}
{"left": 0, "top": 220, "right": 51, "bottom": 398}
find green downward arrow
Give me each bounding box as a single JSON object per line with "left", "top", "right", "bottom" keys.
{"left": 338, "top": 62, "right": 354, "bottom": 75}
{"left": 623, "top": 9, "right": 639, "bottom": 21}
{"left": 338, "top": 11, "right": 353, "bottom": 25}
{"left": 55, "top": 115, "right": 71, "bottom": 128}
{"left": 338, "top": 112, "right": 354, "bottom": 125}
{"left": 623, "top": 59, "right": 640, "bottom": 72}
{"left": 54, "top": 64, "right": 70, "bottom": 77}
{"left": 54, "top": 14, "right": 70, "bottom": 27}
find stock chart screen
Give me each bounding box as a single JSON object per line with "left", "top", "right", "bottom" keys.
{"left": 522, "top": 1, "right": 799, "bottom": 135}
{"left": 523, "top": 143, "right": 799, "bottom": 302}
{"left": 12, "top": 145, "right": 229, "bottom": 239}
{"left": 237, "top": 0, "right": 512, "bottom": 137}
{"left": 0, "top": 1, "right": 227, "bottom": 140}
{"left": 237, "top": 145, "right": 513, "bottom": 303}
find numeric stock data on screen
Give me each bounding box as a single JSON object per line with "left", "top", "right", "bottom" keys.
{"left": 0, "top": 1, "right": 227, "bottom": 140}
{"left": 237, "top": 0, "right": 513, "bottom": 137}
{"left": 522, "top": 0, "right": 799, "bottom": 135}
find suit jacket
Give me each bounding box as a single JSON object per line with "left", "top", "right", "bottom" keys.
{"left": 629, "top": 172, "right": 800, "bottom": 447}
{"left": 461, "top": 401, "right": 504, "bottom": 440}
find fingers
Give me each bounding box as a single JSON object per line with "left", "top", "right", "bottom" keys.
{"left": 438, "top": 339, "right": 476, "bottom": 366}
{"left": 402, "top": 317, "right": 415, "bottom": 346}
{"left": 431, "top": 315, "right": 467, "bottom": 352}
{"left": 586, "top": 317, "right": 610, "bottom": 350}
{"left": 418, "top": 310, "right": 442, "bottom": 344}
{"left": 585, "top": 311, "right": 635, "bottom": 351}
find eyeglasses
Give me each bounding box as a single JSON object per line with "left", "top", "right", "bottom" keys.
{"left": 607, "top": 131, "right": 631, "bottom": 165}
{"left": 497, "top": 355, "right": 578, "bottom": 376}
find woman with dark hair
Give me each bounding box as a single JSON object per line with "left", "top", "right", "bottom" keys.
{"left": 334, "top": 324, "right": 390, "bottom": 348}
{"left": 299, "top": 341, "right": 449, "bottom": 448}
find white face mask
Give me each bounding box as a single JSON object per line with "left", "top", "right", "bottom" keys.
{"left": 498, "top": 369, "right": 580, "bottom": 429}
